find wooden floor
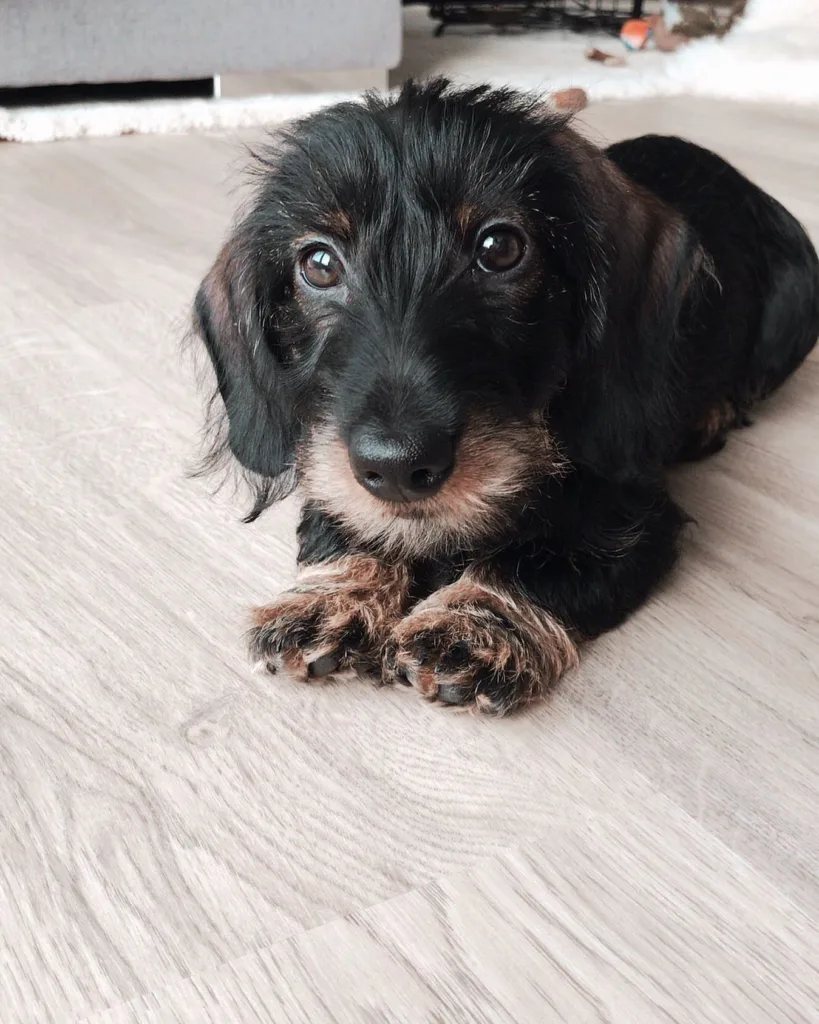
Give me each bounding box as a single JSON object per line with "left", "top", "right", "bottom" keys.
{"left": 1, "top": 96, "right": 818, "bottom": 1024}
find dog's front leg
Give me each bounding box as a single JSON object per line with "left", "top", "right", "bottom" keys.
{"left": 250, "top": 508, "right": 411, "bottom": 681}
{"left": 383, "top": 569, "right": 580, "bottom": 715}
{"left": 384, "top": 484, "right": 686, "bottom": 715}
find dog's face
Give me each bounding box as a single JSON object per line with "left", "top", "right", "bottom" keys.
{"left": 194, "top": 80, "right": 698, "bottom": 555}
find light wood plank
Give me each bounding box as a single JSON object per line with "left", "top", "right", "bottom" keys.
{"left": 84, "top": 799, "right": 819, "bottom": 1024}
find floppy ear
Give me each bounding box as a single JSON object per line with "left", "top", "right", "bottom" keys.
{"left": 552, "top": 130, "right": 707, "bottom": 473}
{"left": 556, "top": 130, "right": 704, "bottom": 356}
{"left": 606, "top": 182, "right": 704, "bottom": 348}
{"left": 193, "top": 224, "right": 298, "bottom": 512}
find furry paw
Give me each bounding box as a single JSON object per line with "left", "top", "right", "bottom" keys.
{"left": 383, "top": 575, "right": 578, "bottom": 715}
{"left": 250, "top": 557, "right": 409, "bottom": 683}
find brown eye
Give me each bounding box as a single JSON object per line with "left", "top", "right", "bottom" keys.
{"left": 300, "top": 247, "right": 343, "bottom": 289}
{"left": 476, "top": 228, "right": 525, "bottom": 273}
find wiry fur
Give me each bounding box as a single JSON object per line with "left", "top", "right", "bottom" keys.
{"left": 250, "top": 556, "right": 410, "bottom": 680}
{"left": 191, "top": 78, "right": 819, "bottom": 714}
{"left": 299, "top": 415, "right": 565, "bottom": 558}
{"left": 384, "top": 570, "right": 579, "bottom": 715}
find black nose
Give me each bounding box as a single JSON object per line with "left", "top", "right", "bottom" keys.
{"left": 349, "top": 427, "right": 455, "bottom": 502}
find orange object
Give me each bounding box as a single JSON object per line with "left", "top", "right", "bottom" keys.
{"left": 620, "top": 18, "right": 651, "bottom": 51}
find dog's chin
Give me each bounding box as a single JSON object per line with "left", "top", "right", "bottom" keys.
{"left": 375, "top": 498, "right": 441, "bottom": 521}
{"left": 299, "top": 416, "right": 565, "bottom": 558}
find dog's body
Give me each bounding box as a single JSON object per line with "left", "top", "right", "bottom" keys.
{"left": 607, "top": 134, "right": 818, "bottom": 463}
{"left": 193, "top": 80, "right": 819, "bottom": 714}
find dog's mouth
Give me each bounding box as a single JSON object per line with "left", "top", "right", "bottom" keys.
{"left": 298, "top": 416, "right": 564, "bottom": 555}
{"left": 359, "top": 492, "right": 446, "bottom": 520}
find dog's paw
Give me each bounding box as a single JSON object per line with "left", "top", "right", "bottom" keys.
{"left": 249, "top": 557, "right": 409, "bottom": 683}
{"left": 383, "top": 576, "right": 578, "bottom": 715}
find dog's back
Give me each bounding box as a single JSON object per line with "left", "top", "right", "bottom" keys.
{"left": 607, "top": 134, "right": 819, "bottom": 457}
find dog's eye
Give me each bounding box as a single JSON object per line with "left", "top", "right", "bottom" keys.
{"left": 476, "top": 228, "right": 525, "bottom": 273}
{"left": 299, "top": 247, "right": 343, "bottom": 289}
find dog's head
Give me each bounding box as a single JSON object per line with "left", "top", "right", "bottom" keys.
{"left": 193, "top": 79, "right": 700, "bottom": 555}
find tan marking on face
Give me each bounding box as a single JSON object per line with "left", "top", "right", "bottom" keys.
{"left": 454, "top": 203, "right": 478, "bottom": 235}
{"left": 299, "top": 415, "right": 566, "bottom": 558}
{"left": 321, "top": 209, "right": 353, "bottom": 239}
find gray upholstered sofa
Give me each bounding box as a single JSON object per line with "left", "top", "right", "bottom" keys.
{"left": 0, "top": 0, "right": 402, "bottom": 89}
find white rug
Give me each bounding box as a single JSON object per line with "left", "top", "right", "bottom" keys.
{"left": 399, "top": 0, "right": 819, "bottom": 105}
{"left": 592, "top": 0, "right": 819, "bottom": 104}
{"left": 0, "top": 91, "right": 360, "bottom": 144}
{"left": 2, "top": 0, "right": 818, "bottom": 143}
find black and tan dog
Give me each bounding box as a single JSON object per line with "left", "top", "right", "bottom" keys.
{"left": 192, "top": 79, "right": 819, "bottom": 714}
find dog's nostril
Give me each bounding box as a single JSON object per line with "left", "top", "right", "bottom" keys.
{"left": 410, "top": 468, "right": 438, "bottom": 491}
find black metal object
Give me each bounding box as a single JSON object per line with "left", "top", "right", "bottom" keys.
{"left": 404, "top": 1, "right": 644, "bottom": 37}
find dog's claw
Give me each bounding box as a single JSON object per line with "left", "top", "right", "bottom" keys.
{"left": 308, "top": 653, "right": 340, "bottom": 678}
{"left": 436, "top": 683, "right": 466, "bottom": 705}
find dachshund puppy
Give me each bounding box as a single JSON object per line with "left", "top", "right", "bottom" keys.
{"left": 192, "top": 78, "right": 819, "bottom": 715}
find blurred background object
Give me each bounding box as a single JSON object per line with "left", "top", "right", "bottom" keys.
{"left": 0, "top": 0, "right": 400, "bottom": 93}
{"left": 411, "top": 1, "right": 648, "bottom": 37}
{"left": 4, "top": 1, "right": 819, "bottom": 142}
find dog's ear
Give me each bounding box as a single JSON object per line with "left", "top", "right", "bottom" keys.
{"left": 552, "top": 130, "right": 706, "bottom": 472}
{"left": 192, "top": 223, "right": 297, "bottom": 513}
{"left": 558, "top": 131, "right": 704, "bottom": 355}
{"left": 604, "top": 184, "right": 703, "bottom": 350}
